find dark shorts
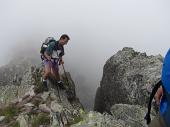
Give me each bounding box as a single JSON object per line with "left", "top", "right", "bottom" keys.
{"left": 42, "top": 59, "right": 59, "bottom": 71}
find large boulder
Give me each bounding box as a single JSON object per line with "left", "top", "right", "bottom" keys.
{"left": 94, "top": 47, "right": 163, "bottom": 112}
{"left": 111, "top": 104, "right": 155, "bottom": 127}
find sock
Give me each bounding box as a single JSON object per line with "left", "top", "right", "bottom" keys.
{"left": 43, "top": 79, "right": 47, "bottom": 82}
{"left": 57, "top": 80, "right": 63, "bottom": 83}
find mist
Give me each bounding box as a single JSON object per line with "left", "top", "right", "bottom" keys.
{"left": 0, "top": 0, "right": 170, "bottom": 109}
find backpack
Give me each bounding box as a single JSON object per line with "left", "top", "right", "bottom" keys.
{"left": 145, "top": 49, "right": 170, "bottom": 126}
{"left": 40, "top": 37, "right": 56, "bottom": 55}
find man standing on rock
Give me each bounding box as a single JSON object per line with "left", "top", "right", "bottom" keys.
{"left": 41, "top": 34, "right": 70, "bottom": 91}
{"left": 148, "top": 49, "right": 170, "bottom": 127}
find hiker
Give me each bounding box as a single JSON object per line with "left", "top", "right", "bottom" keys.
{"left": 147, "top": 49, "right": 170, "bottom": 127}
{"left": 41, "top": 34, "right": 70, "bottom": 91}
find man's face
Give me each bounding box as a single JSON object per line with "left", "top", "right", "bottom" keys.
{"left": 59, "top": 38, "right": 69, "bottom": 45}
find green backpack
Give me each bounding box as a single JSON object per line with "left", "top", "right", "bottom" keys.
{"left": 40, "top": 37, "right": 56, "bottom": 55}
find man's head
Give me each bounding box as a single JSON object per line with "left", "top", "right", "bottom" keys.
{"left": 59, "top": 34, "right": 70, "bottom": 45}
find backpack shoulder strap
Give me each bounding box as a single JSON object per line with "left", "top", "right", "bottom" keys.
{"left": 145, "top": 80, "right": 162, "bottom": 124}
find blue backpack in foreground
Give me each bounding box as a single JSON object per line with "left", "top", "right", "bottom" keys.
{"left": 145, "top": 49, "right": 170, "bottom": 126}
{"left": 161, "top": 48, "right": 170, "bottom": 126}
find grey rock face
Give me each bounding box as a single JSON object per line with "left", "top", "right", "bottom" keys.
{"left": 0, "top": 57, "right": 38, "bottom": 86}
{"left": 111, "top": 104, "right": 155, "bottom": 127}
{"left": 0, "top": 58, "right": 39, "bottom": 105}
{"left": 71, "top": 104, "right": 155, "bottom": 127}
{"left": 94, "top": 47, "right": 163, "bottom": 112}
{"left": 0, "top": 57, "right": 83, "bottom": 127}
{"left": 16, "top": 114, "right": 29, "bottom": 127}
{"left": 71, "top": 111, "right": 127, "bottom": 127}
{"left": 0, "top": 116, "right": 5, "bottom": 122}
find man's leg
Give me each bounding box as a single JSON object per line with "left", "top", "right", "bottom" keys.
{"left": 42, "top": 60, "right": 52, "bottom": 91}
{"left": 51, "top": 62, "right": 65, "bottom": 89}
{"left": 51, "top": 62, "right": 60, "bottom": 81}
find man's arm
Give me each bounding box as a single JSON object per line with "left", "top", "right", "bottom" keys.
{"left": 58, "top": 47, "right": 65, "bottom": 65}
{"left": 44, "top": 52, "right": 51, "bottom": 61}
{"left": 44, "top": 42, "right": 55, "bottom": 60}
{"left": 155, "top": 86, "right": 163, "bottom": 105}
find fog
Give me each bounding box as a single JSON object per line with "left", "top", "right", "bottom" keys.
{"left": 0, "top": 0, "right": 170, "bottom": 109}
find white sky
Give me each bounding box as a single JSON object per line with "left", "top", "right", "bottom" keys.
{"left": 0, "top": 0, "right": 170, "bottom": 109}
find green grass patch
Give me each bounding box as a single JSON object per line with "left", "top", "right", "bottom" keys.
{"left": 0, "top": 104, "right": 19, "bottom": 123}
{"left": 12, "top": 121, "right": 20, "bottom": 127}
{"left": 69, "top": 116, "right": 84, "bottom": 125}
{"left": 31, "top": 113, "right": 50, "bottom": 127}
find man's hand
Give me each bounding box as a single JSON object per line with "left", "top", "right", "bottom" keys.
{"left": 154, "top": 86, "right": 163, "bottom": 105}
{"left": 59, "top": 60, "right": 64, "bottom": 65}
{"left": 44, "top": 52, "right": 51, "bottom": 61}
{"left": 46, "top": 56, "right": 51, "bottom": 61}
{"left": 59, "top": 57, "right": 64, "bottom": 65}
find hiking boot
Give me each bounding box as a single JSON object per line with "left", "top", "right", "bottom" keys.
{"left": 57, "top": 81, "right": 66, "bottom": 90}
{"left": 43, "top": 81, "right": 49, "bottom": 91}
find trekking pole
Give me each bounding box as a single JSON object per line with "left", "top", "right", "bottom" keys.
{"left": 61, "top": 64, "right": 79, "bottom": 122}
{"left": 61, "top": 64, "right": 70, "bottom": 86}
{"left": 56, "top": 85, "right": 62, "bottom": 102}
